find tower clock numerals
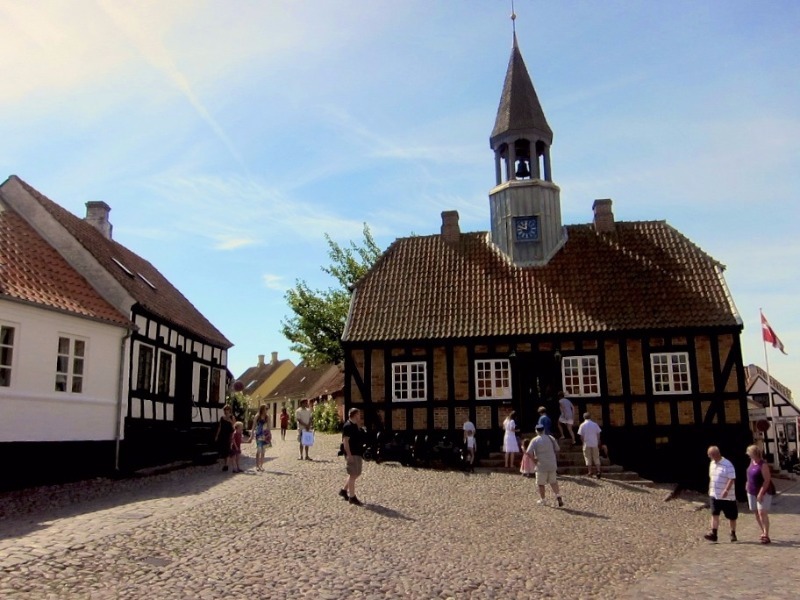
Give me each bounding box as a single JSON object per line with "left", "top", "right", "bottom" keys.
{"left": 513, "top": 216, "right": 539, "bottom": 241}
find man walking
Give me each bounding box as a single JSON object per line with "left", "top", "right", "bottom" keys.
{"left": 577, "top": 412, "right": 602, "bottom": 478}
{"left": 557, "top": 392, "right": 577, "bottom": 445}
{"left": 528, "top": 424, "right": 563, "bottom": 507}
{"left": 705, "top": 446, "right": 737, "bottom": 542}
{"left": 295, "top": 399, "right": 313, "bottom": 460}
{"left": 339, "top": 408, "right": 365, "bottom": 506}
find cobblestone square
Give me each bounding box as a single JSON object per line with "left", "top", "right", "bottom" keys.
{"left": 1, "top": 434, "right": 797, "bottom": 599}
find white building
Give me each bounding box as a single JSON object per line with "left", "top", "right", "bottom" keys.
{"left": 1, "top": 176, "right": 232, "bottom": 488}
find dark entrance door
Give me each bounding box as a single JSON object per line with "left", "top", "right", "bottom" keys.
{"left": 514, "top": 351, "right": 560, "bottom": 432}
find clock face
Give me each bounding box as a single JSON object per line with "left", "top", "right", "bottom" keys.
{"left": 513, "top": 216, "right": 539, "bottom": 241}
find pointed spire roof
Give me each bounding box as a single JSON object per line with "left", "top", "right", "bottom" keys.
{"left": 490, "top": 35, "right": 553, "bottom": 147}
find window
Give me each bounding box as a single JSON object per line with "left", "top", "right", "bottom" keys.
{"left": 562, "top": 356, "right": 600, "bottom": 397}
{"left": 0, "top": 325, "right": 15, "bottom": 387}
{"left": 475, "top": 359, "right": 512, "bottom": 399}
{"left": 55, "top": 336, "right": 85, "bottom": 393}
{"left": 156, "top": 351, "right": 174, "bottom": 395}
{"left": 209, "top": 368, "right": 221, "bottom": 404}
{"left": 198, "top": 365, "right": 210, "bottom": 403}
{"left": 651, "top": 352, "right": 691, "bottom": 394}
{"left": 136, "top": 344, "right": 154, "bottom": 391}
{"left": 392, "top": 362, "right": 426, "bottom": 401}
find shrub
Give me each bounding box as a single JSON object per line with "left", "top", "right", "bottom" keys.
{"left": 312, "top": 399, "right": 342, "bottom": 433}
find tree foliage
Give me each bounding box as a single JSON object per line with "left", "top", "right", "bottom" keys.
{"left": 281, "top": 224, "right": 381, "bottom": 366}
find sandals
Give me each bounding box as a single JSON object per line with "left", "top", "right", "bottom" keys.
{"left": 760, "top": 534, "right": 771, "bottom": 544}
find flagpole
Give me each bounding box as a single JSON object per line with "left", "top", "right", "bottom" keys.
{"left": 761, "top": 309, "right": 780, "bottom": 471}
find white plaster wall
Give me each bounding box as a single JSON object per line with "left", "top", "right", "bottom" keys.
{"left": 0, "top": 299, "right": 128, "bottom": 442}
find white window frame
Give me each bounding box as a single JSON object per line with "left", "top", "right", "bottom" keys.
{"left": 156, "top": 349, "right": 175, "bottom": 396}
{"left": 392, "top": 361, "right": 427, "bottom": 402}
{"left": 475, "top": 359, "right": 512, "bottom": 399}
{"left": 55, "top": 335, "right": 87, "bottom": 394}
{"left": 561, "top": 355, "right": 601, "bottom": 397}
{"left": 197, "top": 364, "right": 210, "bottom": 404}
{"left": 651, "top": 352, "right": 691, "bottom": 395}
{"left": 1, "top": 322, "right": 17, "bottom": 388}
{"left": 134, "top": 342, "right": 155, "bottom": 392}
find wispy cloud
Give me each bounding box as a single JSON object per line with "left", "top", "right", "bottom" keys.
{"left": 262, "top": 273, "right": 287, "bottom": 291}
{"left": 96, "top": 1, "right": 246, "bottom": 170}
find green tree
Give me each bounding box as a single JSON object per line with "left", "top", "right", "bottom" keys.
{"left": 282, "top": 224, "right": 381, "bottom": 366}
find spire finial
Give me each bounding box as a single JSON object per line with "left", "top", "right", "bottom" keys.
{"left": 510, "top": 0, "right": 518, "bottom": 47}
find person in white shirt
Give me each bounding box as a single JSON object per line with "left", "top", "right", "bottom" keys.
{"left": 295, "top": 399, "right": 313, "bottom": 461}
{"left": 462, "top": 419, "right": 476, "bottom": 444}
{"left": 577, "top": 412, "right": 602, "bottom": 479}
{"left": 704, "top": 446, "right": 738, "bottom": 543}
{"left": 557, "top": 392, "right": 577, "bottom": 445}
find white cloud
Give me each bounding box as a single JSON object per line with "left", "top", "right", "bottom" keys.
{"left": 262, "top": 273, "right": 286, "bottom": 291}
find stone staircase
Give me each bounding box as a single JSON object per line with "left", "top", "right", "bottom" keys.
{"left": 477, "top": 437, "right": 653, "bottom": 485}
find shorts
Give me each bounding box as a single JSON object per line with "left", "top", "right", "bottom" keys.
{"left": 346, "top": 455, "right": 363, "bottom": 476}
{"left": 583, "top": 446, "right": 601, "bottom": 466}
{"left": 747, "top": 493, "right": 773, "bottom": 512}
{"left": 710, "top": 498, "right": 738, "bottom": 520}
{"left": 535, "top": 470, "right": 557, "bottom": 486}
{"left": 256, "top": 440, "right": 269, "bottom": 449}
{"left": 558, "top": 418, "right": 574, "bottom": 425}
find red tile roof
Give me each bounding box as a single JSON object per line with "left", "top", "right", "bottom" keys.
{"left": 267, "top": 363, "right": 341, "bottom": 402}
{"left": 6, "top": 176, "right": 231, "bottom": 347}
{"left": 0, "top": 198, "right": 130, "bottom": 327}
{"left": 343, "top": 221, "right": 740, "bottom": 342}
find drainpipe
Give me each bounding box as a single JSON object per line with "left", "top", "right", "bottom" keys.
{"left": 114, "top": 328, "right": 134, "bottom": 472}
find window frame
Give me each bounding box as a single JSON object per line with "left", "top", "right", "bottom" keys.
{"left": 392, "top": 361, "right": 427, "bottom": 402}
{"left": 135, "top": 342, "right": 155, "bottom": 392}
{"left": 561, "top": 355, "right": 601, "bottom": 397}
{"left": 474, "top": 358, "right": 512, "bottom": 400}
{"left": 156, "top": 349, "right": 175, "bottom": 396}
{"left": 55, "top": 335, "right": 87, "bottom": 394}
{"left": 0, "top": 323, "right": 16, "bottom": 388}
{"left": 197, "top": 364, "right": 210, "bottom": 404}
{"left": 650, "top": 352, "right": 691, "bottom": 395}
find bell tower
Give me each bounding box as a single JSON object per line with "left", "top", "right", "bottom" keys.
{"left": 489, "top": 22, "right": 566, "bottom": 266}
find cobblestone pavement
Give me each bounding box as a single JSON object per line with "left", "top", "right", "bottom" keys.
{"left": 0, "top": 434, "right": 796, "bottom": 599}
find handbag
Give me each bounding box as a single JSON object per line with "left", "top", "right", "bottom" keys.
{"left": 301, "top": 430, "right": 315, "bottom": 447}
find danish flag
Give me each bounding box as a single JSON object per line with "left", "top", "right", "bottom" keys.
{"left": 761, "top": 311, "right": 787, "bottom": 355}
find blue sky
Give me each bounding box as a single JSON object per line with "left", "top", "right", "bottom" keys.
{"left": 2, "top": 1, "right": 797, "bottom": 398}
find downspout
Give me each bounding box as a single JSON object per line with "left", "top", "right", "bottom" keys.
{"left": 115, "top": 328, "right": 134, "bottom": 472}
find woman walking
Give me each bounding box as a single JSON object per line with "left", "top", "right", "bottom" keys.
{"left": 746, "top": 445, "right": 775, "bottom": 544}
{"left": 502, "top": 411, "right": 519, "bottom": 469}
{"left": 215, "top": 405, "right": 235, "bottom": 471}
{"left": 280, "top": 408, "right": 289, "bottom": 441}
{"left": 252, "top": 404, "right": 272, "bottom": 472}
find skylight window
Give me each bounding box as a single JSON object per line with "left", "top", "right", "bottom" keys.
{"left": 111, "top": 257, "right": 134, "bottom": 277}
{"left": 138, "top": 273, "right": 157, "bottom": 290}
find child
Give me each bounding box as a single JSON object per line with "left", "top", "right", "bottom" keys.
{"left": 230, "top": 421, "right": 251, "bottom": 473}
{"left": 520, "top": 438, "right": 536, "bottom": 477}
{"left": 465, "top": 428, "right": 477, "bottom": 471}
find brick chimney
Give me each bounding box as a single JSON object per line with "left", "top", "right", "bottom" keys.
{"left": 271, "top": 351, "right": 278, "bottom": 365}
{"left": 441, "top": 210, "right": 460, "bottom": 244}
{"left": 257, "top": 354, "right": 265, "bottom": 367}
{"left": 592, "top": 199, "right": 615, "bottom": 233}
{"left": 85, "top": 201, "right": 113, "bottom": 239}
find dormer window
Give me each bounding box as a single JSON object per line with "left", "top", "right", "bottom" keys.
{"left": 111, "top": 257, "right": 134, "bottom": 277}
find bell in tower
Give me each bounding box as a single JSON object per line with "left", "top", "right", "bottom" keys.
{"left": 487, "top": 21, "right": 566, "bottom": 267}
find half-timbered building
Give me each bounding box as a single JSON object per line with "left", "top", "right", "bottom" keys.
{"left": 0, "top": 176, "right": 232, "bottom": 477}
{"left": 341, "top": 34, "right": 751, "bottom": 490}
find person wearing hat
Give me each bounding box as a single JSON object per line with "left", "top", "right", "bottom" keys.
{"left": 527, "top": 424, "right": 563, "bottom": 507}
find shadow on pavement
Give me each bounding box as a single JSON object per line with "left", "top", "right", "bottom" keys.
{"left": 604, "top": 480, "right": 650, "bottom": 493}
{"left": 558, "top": 507, "right": 610, "bottom": 519}
{"left": 363, "top": 503, "right": 416, "bottom": 521}
{"left": 563, "top": 476, "right": 600, "bottom": 488}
